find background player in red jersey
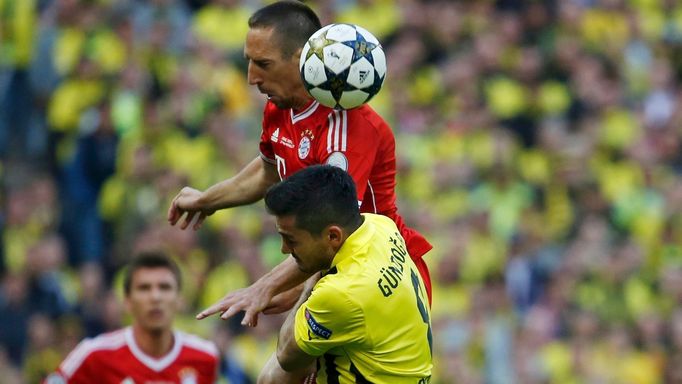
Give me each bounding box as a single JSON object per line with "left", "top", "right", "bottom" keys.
{"left": 167, "top": 1, "right": 432, "bottom": 325}
{"left": 46, "top": 253, "right": 219, "bottom": 384}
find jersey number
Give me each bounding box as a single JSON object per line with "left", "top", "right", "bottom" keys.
{"left": 411, "top": 269, "right": 433, "bottom": 355}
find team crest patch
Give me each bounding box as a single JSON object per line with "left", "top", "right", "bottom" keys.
{"left": 299, "top": 136, "right": 311, "bottom": 159}
{"left": 305, "top": 308, "right": 332, "bottom": 339}
{"left": 179, "top": 367, "right": 198, "bottom": 384}
{"left": 299, "top": 129, "right": 315, "bottom": 159}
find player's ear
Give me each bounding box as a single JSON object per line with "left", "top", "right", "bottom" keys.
{"left": 327, "top": 225, "right": 343, "bottom": 247}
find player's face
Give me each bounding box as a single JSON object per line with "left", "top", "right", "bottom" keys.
{"left": 275, "top": 215, "right": 335, "bottom": 274}
{"left": 244, "top": 27, "right": 311, "bottom": 110}
{"left": 125, "top": 267, "right": 180, "bottom": 333}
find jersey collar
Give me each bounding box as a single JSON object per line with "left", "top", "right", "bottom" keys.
{"left": 290, "top": 100, "right": 320, "bottom": 124}
{"left": 125, "top": 326, "right": 183, "bottom": 372}
{"left": 329, "top": 214, "right": 374, "bottom": 270}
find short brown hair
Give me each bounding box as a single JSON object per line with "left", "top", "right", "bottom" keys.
{"left": 248, "top": 0, "right": 321, "bottom": 58}
{"left": 123, "top": 252, "right": 182, "bottom": 296}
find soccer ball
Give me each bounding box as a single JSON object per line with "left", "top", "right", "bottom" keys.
{"left": 299, "top": 23, "right": 386, "bottom": 110}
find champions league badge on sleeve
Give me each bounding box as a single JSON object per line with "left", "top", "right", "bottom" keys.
{"left": 305, "top": 308, "right": 332, "bottom": 339}
{"left": 325, "top": 151, "right": 348, "bottom": 171}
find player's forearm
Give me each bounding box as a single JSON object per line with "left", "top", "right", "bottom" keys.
{"left": 256, "top": 257, "right": 311, "bottom": 299}
{"left": 277, "top": 302, "right": 303, "bottom": 371}
{"left": 200, "top": 157, "right": 278, "bottom": 210}
{"left": 276, "top": 274, "right": 318, "bottom": 371}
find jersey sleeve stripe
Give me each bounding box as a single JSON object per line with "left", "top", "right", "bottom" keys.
{"left": 366, "top": 181, "right": 378, "bottom": 213}
{"left": 323, "top": 353, "right": 341, "bottom": 384}
{"left": 341, "top": 110, "right": 347, "bottom": 152}
{"left": 61, "top": 331, "right": 126, "bottom": 377}
{"left": 349, "top": 361, "right": 372, "bottom": 384}
{"left": 327, "top": 113, "right": 334, "bottom": 153}
{"left": 333, "top": 110, "right": 341, "bottom": 151}
{"left": 327, "top": 110, "right": 348, "bottom": 153}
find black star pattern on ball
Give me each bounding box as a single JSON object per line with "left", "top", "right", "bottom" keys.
{"left": 341, "top": 30, "right": 378, "bottom": 65}
{"left": 314, "top": 66, "right": 367, "bottom": 106}
{"left": 363, "top": 71, "right": 384, "bottom": 102}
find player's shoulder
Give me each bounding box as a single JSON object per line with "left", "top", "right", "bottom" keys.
{"left": 70, "top": 328, "right": 128, "bottom": 357}
{"left": 349, "top": 104, "right": 387, "bottom": 125}
{"left": 314, "top": 263, "right": 367, "bottom": 305}
{"left": 337, "top": 104, "right": 392, "bottom": 137}
{"left": 365, "top": 212, "right": 396, "bottom": 227}
{"left": 178, "top": 331, "right": 220, "bottom": 360}
{"left": 57, "top": 328, "right": 128, "bottom": 378}
{"left": 313, "top": 267, "right": 350, "bottom": 296}
{"left": 308, "top": 276, "right": 360, "bottom": 316}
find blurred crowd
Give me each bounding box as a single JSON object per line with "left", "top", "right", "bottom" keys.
{"left": 1, "top": 0, "right": 682, "bottom": 383}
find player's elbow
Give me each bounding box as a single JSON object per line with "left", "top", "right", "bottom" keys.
{"left": 277, "top": 342, "right": 313, "bottom": 372}
{"left": 276, "top": 347, "right": 298, "bottom": 372}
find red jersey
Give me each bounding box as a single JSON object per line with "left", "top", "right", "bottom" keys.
{"left": 258, "top": 100, "right": 432, "bottom": 260}
{"left": 47, "top": 327, "right": 219, "bottom": 384}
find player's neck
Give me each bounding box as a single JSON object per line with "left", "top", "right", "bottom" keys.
{"left": 132, "top": 325, "right": 175, "bottom": 358}
{"left": 291, "top": 94, "right": 315, "bottom": 113}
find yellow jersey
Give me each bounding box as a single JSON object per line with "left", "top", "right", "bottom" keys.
{"left": 294, "top": 214, "right": 433, "bottom": 383}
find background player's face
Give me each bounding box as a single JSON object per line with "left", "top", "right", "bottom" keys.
{"left": 275, "top": 215, "right": 335, "bottom": 273}
{"left": 125, "top": 267, "right": 180, "bottom": 333}
{"left": 244, "top": 27, "right": 310, "bottom": 110}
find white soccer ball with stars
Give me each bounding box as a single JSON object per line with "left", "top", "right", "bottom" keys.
{"left": 299, "top": 23, "right": 386, "bottom": 110}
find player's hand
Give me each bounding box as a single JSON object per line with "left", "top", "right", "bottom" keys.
{"left": 167, "top": 187, "right": 215, "bottom": 230}
{"left": 195, "top": 283, "right": 273, "bottom": 327}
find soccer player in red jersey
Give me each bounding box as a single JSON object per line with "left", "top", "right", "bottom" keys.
{"left": 46, "top": 253, "right": 219, "bottom": 384}
{"left": 167, "top": 1, "right": 431, "bottom": 321}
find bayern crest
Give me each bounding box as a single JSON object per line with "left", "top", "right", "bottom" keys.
{"left": 298, "top": 136, "right": 311, "bottom": 159}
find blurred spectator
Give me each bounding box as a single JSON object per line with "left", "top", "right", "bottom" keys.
{"left": 0, "top": 273, "right": 30, "bottom": 366}
{"left": 24, "top": 233, "right": 70, "bottom": 318}
{"left": 59, "top": 102, "right": 119, "bottom": 265}
{"left": 0, "top": 0, "right": 38, "bottom": 159}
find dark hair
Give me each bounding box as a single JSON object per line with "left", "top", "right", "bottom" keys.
{"left": 265, "top": 165, "right": 362, "bottom": 235}
{"left": 123, "top": 252, "right": 182, "bottom": 296}
{"left": 248, "top": 0, "right": 322, "bottom": 58}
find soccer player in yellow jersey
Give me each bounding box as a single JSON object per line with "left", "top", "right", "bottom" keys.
{"left": 258, "top": 165, "right": 433, "bottom": 384}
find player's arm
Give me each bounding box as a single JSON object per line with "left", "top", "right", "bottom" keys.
{"left": 196, "top": 256, "right": 311, "bottom": 326}
{"left": 276, "top": 273, "right": 320, "bottom": 371}
{"left": 278, "top": 276, "right": 364, "bottom": 371}
{"left": 168, "top": 156, "right": 280, "bottom": 230}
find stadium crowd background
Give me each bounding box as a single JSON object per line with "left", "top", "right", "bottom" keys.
{"left": 1, "top": 0, "right": 682, "bottom": 382}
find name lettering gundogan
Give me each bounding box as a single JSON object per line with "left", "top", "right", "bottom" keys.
{"left": 377, "top": 234, "right": 409, "bottom": 297}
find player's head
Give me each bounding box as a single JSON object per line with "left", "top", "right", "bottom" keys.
{"left": 264, "top": 165, "right": 363, "bottom": 273}
{"left": 245, "top": 1, "right": 321, "bottom": 109}
{"left": 123, "top": 252, "right": 182, "bottom": 333}
{"left": 249, "top": 1, "right": 321, "bottom": 59}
